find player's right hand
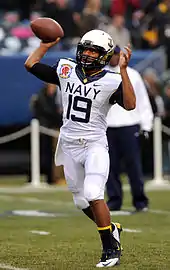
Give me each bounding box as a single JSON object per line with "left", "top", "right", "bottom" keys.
{"left": 119, "top": 44, "right": 132, "bottom": 69}
{"left": 40, "top": 37, "right": 61, "bottom": 48}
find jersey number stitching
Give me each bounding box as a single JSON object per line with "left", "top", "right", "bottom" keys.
{"left": 66, "top": 94, "right": 92, "bottom": 123}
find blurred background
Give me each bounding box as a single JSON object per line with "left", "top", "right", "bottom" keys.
{"left": 0, "top": 0, "right": 170, "bottom": 186}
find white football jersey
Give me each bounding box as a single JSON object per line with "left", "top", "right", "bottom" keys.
{"left": 55, "top": 58, "right": 122, "bottom": 140}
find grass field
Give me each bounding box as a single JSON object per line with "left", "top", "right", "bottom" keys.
{"left": 0, "top": 177, "right": 170, "bottom": 270}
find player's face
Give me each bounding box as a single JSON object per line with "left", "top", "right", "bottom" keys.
{"left": 82, "top": 48, "right": 99, "bottom": 59}
{"left": 78, "top": 46, "right": 101, "bottom": 72}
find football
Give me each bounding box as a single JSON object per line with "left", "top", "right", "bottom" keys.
{"left": 30, "top": 17, "right": 64, "bottom": 42}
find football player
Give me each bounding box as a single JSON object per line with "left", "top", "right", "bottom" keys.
{"left": 25, "top": 29, "right": 136, "bottom": 268}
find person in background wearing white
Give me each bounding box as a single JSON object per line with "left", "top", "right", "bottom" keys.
{"left": 106, "top": 46, "right": 154, "bottom": 212}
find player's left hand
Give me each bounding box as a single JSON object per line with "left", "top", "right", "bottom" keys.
{"left": 119, "top": 44, "right": 132, "bottom": 69}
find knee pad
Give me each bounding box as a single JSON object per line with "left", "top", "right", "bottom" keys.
{"left": 84, "top": 174, "right": 106, "bottom": 202}
{"left": 72, "top": 193, "right": 89, "bottom": 210}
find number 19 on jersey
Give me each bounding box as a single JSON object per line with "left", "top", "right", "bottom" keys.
{"left": 66, "top": 94, "right": 92, "bottom": 123}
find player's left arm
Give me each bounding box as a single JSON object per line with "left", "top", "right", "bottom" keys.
{"left": 119, "top": 45, "right": 136, "bottom": 110}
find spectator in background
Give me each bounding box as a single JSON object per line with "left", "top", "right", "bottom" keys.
{"left": 0, "top": 11, "right": 42, "bottom": 55}
{"left": 18, "top": 0, "right": 36, "bottom": 20}
{"left": 143, "top": 68, "right": 165, "bottom": 117}
{"left": 42, "top": 0, "right": 79, "bottom": 45}
{"left": 101, "top": 0, "right": 112, "bottom": 16}
{"left": 0, "top": 0, "right": 35, "bottom": 20}
{"left": 70, "top": 0, "right": 86, "bottom": 13}
{"left": 110, "top": 0, "right": 140, "bottom": 29}
{"left": 0, "top": 11, "right": 23, "bottom": 54}
{"left": 137, "top": 1, "right": 161, "bottom": 49}
{"left": 137, "top": 0, "right": 170, "bottom": 53}
{"left": 30, "top": 83, "right": 63, "bottom": 185}
{"left": 0, "top": 11, "right": 20, "bottom": 31}
{"left": 106, "top": 48, "right": 153, "bottom": 212}
{"left": 74, "top": 0, "right": 109, "bottom": 37}
{"left": 152, "top": 0, "right": 170, "bottom": 68}
{"left": 106, "top": 14, "right": 131, "bottom": 49}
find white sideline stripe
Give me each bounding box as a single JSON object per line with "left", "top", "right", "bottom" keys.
{"left": 30, "top": 230, "right": 50, "bottom": 235}
{"left": 110, "top": 210, "right": 132, "bottom": 216}
{"left": 149, "top": 209, "right": 170, "bottom": 215}
{"left": 1, "top": 195, "right": 170, "bottom": 216}
{"left": 0, "top": 263, "right": 28, "bottom": 270}
{"left": 123, "top": 228, "right": 142, "bottom": 233}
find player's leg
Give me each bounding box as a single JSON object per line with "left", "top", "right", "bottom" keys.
{"left": 82, "top": 206, "right": 95, "bottom": 221}
{"left": 82, "top": 198, "right": 122, "bottom": 260}
{"left": 123, "top": 125, "right": 149, "bottom": 211}
{"left": 58, "top": 139, "right": 98, "bottom": 221}
{"left": 62, "top": 152, "right": 89, "bottom": 209}
{"left": 62, "top": 145, "right": 122, "bottom": 267}
{"left": 80, "top": 180, "right": 122, "bottom": 255}
{"left": 84, "top": 144, "right": 122, "bottom": 267}
{"left": 106, "top": 127, "right": 123, "bottom": 211}
{"left": 63, "top": 158, "right": 95, "bottom": 221}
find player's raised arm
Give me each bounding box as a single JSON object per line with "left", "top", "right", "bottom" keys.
{"left": 119, "top": 45, "right": 136, "bottom": 110}
{"left": 24, "top": 18, "right": 63, "bottom": 85}
{"left": 24, "top": 39, "right": 60, "bottom": 85}
{"left": 24, "top": 39, "right": 60, "bottom": 70}
{"left": 25, "top": 17, "right": 63, "bottom": 70}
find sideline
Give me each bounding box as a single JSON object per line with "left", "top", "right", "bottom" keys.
{"left": 0, "top": 264, "right": 28, "bottom": 270}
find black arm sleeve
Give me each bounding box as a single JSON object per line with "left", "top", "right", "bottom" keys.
{"left": 29, "top": 63, "right": 60, "bottom": 86}
{"left": 109, "top": 82, "right": 125, "bottom": 108}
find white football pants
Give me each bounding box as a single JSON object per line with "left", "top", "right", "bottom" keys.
{"left": 55, "top": 136, "right": 110, "bottom": 209}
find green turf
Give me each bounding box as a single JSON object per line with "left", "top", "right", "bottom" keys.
{"left": 0, "top": 175, "right": 46, "bottom": 186}
{"left": 0, "top": 180, "right": 169, "bottom": 269}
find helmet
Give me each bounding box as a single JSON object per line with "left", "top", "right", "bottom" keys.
{"left": 76, "top": 29, "right": 115, "bottom": 69}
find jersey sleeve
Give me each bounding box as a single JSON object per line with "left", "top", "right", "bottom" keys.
{"left": 29, "top": 61, "right": 60, "bottom": 86}
{"left": 109, "top": 82, "right": 125, "bottom": 108}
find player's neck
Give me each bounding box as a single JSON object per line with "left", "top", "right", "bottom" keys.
{"left": 84, "top": 68, "right": 102, "bottom": 76}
